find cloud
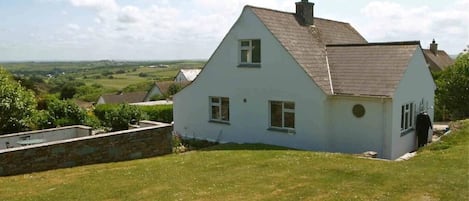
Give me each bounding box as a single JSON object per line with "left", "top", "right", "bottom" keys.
{"left": 360, "top": 0, "right": 469, "bottom": 53}
{"left": 69, "top": 0, "right": 118, "bottom": 11}
{"left": 67, "top": 23, "right": 80, "bottom": 31}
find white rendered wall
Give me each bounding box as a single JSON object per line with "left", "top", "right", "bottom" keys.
{"left": 391, "top": 48, "right": 436, "bottom": 159}
{"left": 174, "top": 8, "right": 330, "bottom": 151}
{"left": 327, "top": 96, "right": 392, "bottom": 158}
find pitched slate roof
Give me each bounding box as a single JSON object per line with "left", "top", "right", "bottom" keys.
{"left": 248, "top": 6, "right": 367, "bottom": 95}
{"left": 422, "top": 49, "right": 454, "bottom": 71}
{"left": 326, "top": 42, "right": 420, "bottom": 97}
{"left": 100, "top": 91, "right": 147, "bottom": 104}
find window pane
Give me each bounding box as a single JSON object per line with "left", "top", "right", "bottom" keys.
{"left": 211, "top": 106, "right": 220, "bottom": 120}
{"left": 252, "top": 40, "right": 261, "bottom": 63}
{"left": 284, "top": 112, "right": 295, "bottom": 128}
{"left": 241, "top": 41, "right": 250, "bottom": 47}
{"left": 221, "top": 98, "right": 229, "bottom": 121}
{"left": 211, "top": 97, "right": 219, "bottom": 103}
{"left": 284, "top": 102, "right": 294, "bottom": 109}
{"left": 241, "top": 50, "right": 249, "bottom": 63}
{"left": 401, "top": 105, "right": 404, "bottom": 130}
{"left": 405, "top": 112, "right": 409, "bottom": 129}
{"left": 270, "top": 101, "right": 282, "bottom": 127}
{"left": 410, "top": 103, "right": 413, "bottom": 127}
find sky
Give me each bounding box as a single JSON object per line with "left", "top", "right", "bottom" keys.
{"left": 0, "top": 0, "right": 468, "bottom": 61}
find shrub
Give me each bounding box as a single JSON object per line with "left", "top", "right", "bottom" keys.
{"left": 139, "top": 105, "right": 173, "bottom": 123}
{"left": 94, "top": 104, "right": 144, "bottom": 131}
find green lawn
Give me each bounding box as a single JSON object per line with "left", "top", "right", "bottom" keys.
{"left": 1, "top": 120, "right": 468, "bottom": 201}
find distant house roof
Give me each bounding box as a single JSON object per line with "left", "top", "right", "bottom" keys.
{"left": 177, "top": 69, "right": 202, "bottom": 82}
{"left": 154, "top": 81, "right": 175, "bottom": 94}
{"left": 249, "top": 6, "right": 367, "bottom": 95}
{"left": 326, "top": 42, "right": 421, "bottom": 97}
{"left": 100, "top": 92, "right": 147, "bottom": 104}
{"left": 422, "top": 40, "right": 454, "bottom": 71}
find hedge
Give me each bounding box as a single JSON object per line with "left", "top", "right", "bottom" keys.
{"left": 94, "top": 104, "right": 173, "bottom": 124}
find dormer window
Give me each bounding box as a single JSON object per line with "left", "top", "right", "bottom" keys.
{"left": 239, "top": 39, "right": 261, "bottom": 67}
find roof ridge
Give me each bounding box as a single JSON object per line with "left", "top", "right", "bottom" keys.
{"left": 327, "top": 41, "right": 420, "bottom": 47}
{"left": 246, "top": 5, "right": 351, "bottom": 25}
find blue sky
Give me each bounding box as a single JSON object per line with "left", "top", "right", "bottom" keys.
{"left": 0, "top": 0, "right": 468, "bottom": 61}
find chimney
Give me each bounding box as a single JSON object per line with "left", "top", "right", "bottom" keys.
{"left": 430, "top": 39, "right": 438, "bottom": 55}
{"left": 296, "top": 0, "right": 314, "bottom": 26}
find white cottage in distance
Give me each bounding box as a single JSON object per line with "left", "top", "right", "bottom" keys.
{"left": 174, "top": 69, "right": 201, "bottom": 83}
{"left": 174, "top": 0, "right": 435, "bottom": 160}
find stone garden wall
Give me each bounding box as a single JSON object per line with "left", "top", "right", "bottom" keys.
{"left": 0, "top": 123, "right": 172, "bottom": 176}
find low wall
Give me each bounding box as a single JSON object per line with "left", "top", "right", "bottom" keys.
{"left": 0, "top": 123, "right": 172, "bottom": 176}
{"left": 0, "top": 126, "right": 92, "bottom": 150}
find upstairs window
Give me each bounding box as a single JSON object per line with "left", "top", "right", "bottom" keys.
{"left": 210, "top": 96, "right": 230, "bottom": 123}
{"left": 240, "top": 39, "right": 261, "bottom": 65}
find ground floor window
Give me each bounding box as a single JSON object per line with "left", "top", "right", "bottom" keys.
{"left": 401, "top": 102, "right": 414, "bottom": 133}
{"left": 210, "top": 96, "right": 230, "bottom": 122}
{"left": 269, "top": 101, "right": 295, "bottom": 130}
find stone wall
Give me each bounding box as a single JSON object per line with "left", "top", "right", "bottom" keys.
{"left": 0, "top": 125, "right": 92, "bottom": 149}
{"left": 0, "top": 124, "right": 172, "bottom": 176}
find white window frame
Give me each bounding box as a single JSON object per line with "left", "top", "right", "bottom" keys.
{"left": 269, "top": 101, "right": 295, "bottom": 132}
{"left": 400, "top": 102, "right": 414, "bottom": 134}
{"left": 209, "top": 96, "right": 230, "bottom": 123}
{"left": 239, "top": 39, "right": 261, "bottom": 65}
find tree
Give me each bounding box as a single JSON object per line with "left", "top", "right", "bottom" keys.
{"left": 435, "top": 53, "right": 469, "bottom": 120}
{"left": 0, "top": 68, "right": 37, "bottom": 134}
{"left": 40, "top": 97, "right": 89, "bottom": 127}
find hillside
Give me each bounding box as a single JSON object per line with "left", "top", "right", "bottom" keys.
{"left": 0, "top": 120, "right": 468, "bottom": 201}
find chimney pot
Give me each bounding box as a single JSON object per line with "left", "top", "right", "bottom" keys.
{"left": 296, "top": 0, "right": 314, "bottom": 26}
{"left": 430, "top": 39, "right": 438, "bottom": 55}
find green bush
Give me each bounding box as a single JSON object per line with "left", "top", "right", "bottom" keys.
{"left": 0, "top": 68, "right": 37, "bottom": 134}
{"left": 434, "top": 53, "right": 469, "bottom": 120}
{"left": 38, "top": 97, "right": 92, "bottom": 128}
{"left": 139, "top": 105, "right": 173, "bottom": 123}
{"left": 94, "top": 104, "right": 173, "bottom": 125}
{"left": 94, "top": 104, "right": 144, "bottom": 131}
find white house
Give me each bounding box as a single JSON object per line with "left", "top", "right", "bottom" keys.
{"left": 173, "top": 0, "right": 435, "bottom": 160}
{"left": 174, "top": 69, "right": 201, "bottom": 83}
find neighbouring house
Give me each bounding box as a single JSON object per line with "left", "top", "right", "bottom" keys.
{"left": 97, "top": 91, "right": 147, "bottom": 105}
{"left": 145, "top": 81, "right": 174, "bottom": 101}
{"left": 174, "top": 69, "right": 201, "bottom": 83}
{"left": 145, "top": 81, "right": 190, "bottom": 101}
{"left": 173, "top": 0, "right": 435, "bottom": 160}
{"left": 422, "top": 39, "right": 454, "bottom": 71}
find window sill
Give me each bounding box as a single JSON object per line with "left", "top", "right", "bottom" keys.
{"left": 209, "top": 120, "right": 230, "bottom": 125}
{"left": 268, "top": 127, "right": 296, "bottom": 135}
{"left": 237, "top": 63, "right": 261, "bottom": 68}
{"left": 400, "top": 128, "right": 415, "bottom": 137}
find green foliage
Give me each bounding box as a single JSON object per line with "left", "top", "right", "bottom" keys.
{"left": 167, "top": 83, "right": 183, "bottom": 96}
{"left": 139, "top": 105, "right": 173, "bottom": 123}
{"left": 74, "top": 83, "right": 112, "bottom": 102}
{"left": 0, "top": 68, "right": 37, "bottom": 134}
{"left": 36, "top": 96, "right": 97, "bottom": 128}
{"left": 434, "top": 53, "right": 469, "bottom": 120}
{"left": 122, "top": 81, "right": 153, "bottom": 92}
{"left": 95, "top": 104, "right": 144, "bottom": 131}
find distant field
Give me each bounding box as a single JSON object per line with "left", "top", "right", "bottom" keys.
{"left": 0, "top": 60, "right": 205, "bottom": 90}
{"left": 0, "top": 120, "right": 467, "bottom": 201}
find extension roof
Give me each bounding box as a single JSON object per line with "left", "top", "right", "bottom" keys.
{"left": 327, "top": 42, "right": 420, "bottom": 97}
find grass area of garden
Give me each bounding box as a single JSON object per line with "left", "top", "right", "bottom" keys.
{"left": 0, "top": 120, "right": 468, "bottom": 201}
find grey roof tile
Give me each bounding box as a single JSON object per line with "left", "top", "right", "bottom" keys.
{"left": 326, "top": 42, "right": 420, "bottom": 97}
{"left": 248, "top": 6, "right": 367, "bottom": 95}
